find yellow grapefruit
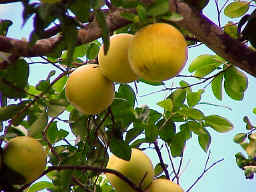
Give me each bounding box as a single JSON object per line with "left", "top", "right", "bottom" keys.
{"left": 146, "top": 179, "right": 184, "bottom": 192}
{"left": 98, "top": 33, "right": 138, "bottom": 83}
{"left": 106, "top": 148, "right": 154, "bottom": 192}
{"left": 3, "top": 136, "right": 47, "bottom": 184}
{"left": 65, "top": 64, "right": 115, "bottom": 115}
{"left": 128, "top": 23, "right": 187, "bottom": 82}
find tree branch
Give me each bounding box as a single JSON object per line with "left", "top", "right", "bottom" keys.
{"left": 169, "top": 0, "right": 256, "bottom": 77}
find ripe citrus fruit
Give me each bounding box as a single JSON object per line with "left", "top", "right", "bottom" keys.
{"left": 65, "top": 64, "right": 115, "bottom": 115}
{"left": 146, "top": 179, "right": 184, "bottom": 192}
{"left": 128, "top": 23, "right": 187, "bottom": 82}
{"left": 98, "top": 33, "right": 138, "bottom": 83}
{"left": 106, "top": 148, "right": 154, "bottom": 192}
{"left": 3, "top": 136, "right": 47, "bottom": 184}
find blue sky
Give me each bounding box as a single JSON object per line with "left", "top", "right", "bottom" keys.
{"left": 0, "top": 1, "right": 256, "bottom": 192}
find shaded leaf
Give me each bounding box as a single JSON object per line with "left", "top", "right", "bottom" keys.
{"left": 198, "top": 130, "right": 211, "bottom": 152}
{"left": 234, "top": 133, "right": 247, "bottom": 144}
{"left": 158, "top": 118, "right": 176, "bottom": 143}
{"left": 28, "top": 110, "right": 48, "bottom": 138}
{"left": 109, "top": 137, "right": 131, "bottom": 161}
{"left": 154, "top": 163, "right": 168, "bottom": 177}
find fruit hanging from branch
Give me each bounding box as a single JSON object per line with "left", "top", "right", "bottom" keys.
{"left": 128, "top": 23, "right": 188, "bottom": 82}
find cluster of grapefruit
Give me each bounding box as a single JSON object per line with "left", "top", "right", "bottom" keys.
{"left": 106, "top": 148, "right": 184, "bottom": 192}
{"left": 65, "top": 22, "right": 188, "bottom": 115}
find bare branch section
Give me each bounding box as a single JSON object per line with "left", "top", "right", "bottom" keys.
{"left": 169, "top": 0, "right": 256, "bottom": 77}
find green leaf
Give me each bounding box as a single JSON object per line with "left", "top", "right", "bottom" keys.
{"left": 96, "top": 9, "right": 110, "bottom": 55}
{"left": 170, "top": 131, "right": 186, "bottom": 157}
{"left": 186, "top": 108, "right": 204, "bottom": 120}
{"left": 234, "top": 133, "right": 247, "bottom": 144}
{"left": 198, "top": 131, "right": 211, "bottom": 152}
{"left": 136, "top": 4, "right": 147, "bottom": 21}
{"left": 224, "top": 66, "right": 248, "bottom": 100}
{"left": 47, "top": 121, "right": 58, "bottom": 144}
{"left": 28, "top": 110, "right": 48, "bottom": 138}
{"left": 0, "top": 59, "right": 29, "bottom": 98}
{"left": 47, "top": 99, "right": 67, "bottom": 117}
{"left": 158, "top": 118, "right": 176, "bottom": 143}
{"left": 0, "top": 102, "right": 27, "bottom": 122}
{"left": 187, "top": 89, "right": 204, "bottom": 107}
{"left": 145, "top": 124, "right": 158, "bottom": 142}
{"left": 168, "top": 89, "right": 186, "bottom": 110}
{"left": 125, "top": 124, "right": 144, "bottom": 144}
{"left": 253, "top": 108, "right": 256, "bottom": 115}
{"left": 36, "top": 80, "right": 51, "bottom": 92}
{"left": 157, "top": 99, "right": 173, "bottom": 112}
{"left": 224, "top": 22, "right": 239, "bottom": 39}
{"left": 147, "top": 0, "right": 169, "bottom": 17}
{"left": 139, "top": 78, "right": 164, "bottom": 86}
{"left": 0, "top": 20, "right": 13, "bottom": 36}
{"left": 70, "top": 0, "right": 90, "bottom": 22}
{"left": 204, "top": 115, "right": 233, "bottom": 133}
{"left": 211, "top": 73, "right": 224, "bottom": 100}
{"left": 109, "top": 137, "right": 131, "bottom": 161}
{"left": 224, "top": 1, "right": 249, "bottom": 18}
{"left": 52, "top": 76, "right": 67, "bottom": 93}
{"left": 188, "top": 54, "right": 224, "bottom": 73}
{"left": 161, "top": 12, "right": 184, "bottom": 22}
{"left": 154, "top": 163, "right": 168, "bottom": 177}
{"left": 27, "top": 181, "right": 54, "bottom": 192}
{"left": 187, "top": 121, "right": 207, "bottom": 135}
{"left": 86, "top": 42, "right": 100, "bottom": 60}
{"left": 243, "top": 116, "right": 254, "bottom": 130}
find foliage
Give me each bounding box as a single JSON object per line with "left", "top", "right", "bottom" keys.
{"left": 0, "top": 0, "right": 255, "bottom": 191}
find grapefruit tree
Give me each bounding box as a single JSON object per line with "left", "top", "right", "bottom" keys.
{"left": 0, "top": 0, "right": 255, "bottom": 192}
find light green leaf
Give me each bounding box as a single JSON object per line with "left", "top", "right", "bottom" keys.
{"left": 211, "top": 73, "right": 224, "bottom": 100}
{"left": 224, "top": 22, "right": 239, "bottom": 39}
{"left": 157, "top": 98, "right": 173, "bottom": 112}
{"left": 233, "top": 133, "right": 247, "bottom": 144}
{"left": 204, "top": 115, "right": 233, "bottom": 133}
{"left": 187, "top": 108, "right": 204, "bottom": 120}
{"left": 187, "top": 89, "right": 204, "bottom": 107}
{"left": 188, "top": 54, "right": 224, "bottom": 74}
{"left": 224, "top": 1, "right": 249, "bottom": 18}
{"left": 224, "top": 66, "right": 248, "bottom": 100}
{"left": 27, "top": 181, "right": 54, "bottom": 192}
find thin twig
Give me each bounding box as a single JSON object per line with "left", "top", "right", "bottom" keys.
{"left": 186, "top": 153, "right": 224, "bottom": 192}
{"left": 153, "top": 141, "right": 170, "bottom": 179}
{"left": 165, "top": 143, "right": 179, "bottom": 183}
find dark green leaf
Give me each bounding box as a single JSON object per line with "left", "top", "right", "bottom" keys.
{"left": 136, "top": 4, "right": 147, "bottom": 21}
{"left": 170, "top": 131, "right": 187, "bottom": 157}
{"left": 224, "top": 66, "right": 248, "bottom": 100}
{"left": 47, "top": 121, "right": 58, "bottom": 144}
{"left": 187, "top": 121, "right": 207, "bottom": 135}
{"left": 109, "top": 137, "right": 131, "bottom": 161}
{"left": 145, "top": 124, "right": 158, "bottom": 142}
{"left": 154, "top": 163, "right": 168, "bottom": 177}
{"left": 187, "top": 108, "right": 204, "bottom": 120}
{"left": 96, "top": 9, "right": 110, "bottom": 55}
{"left": 168, "top": 89, "right": 186, "bottom": 110}
{"left": 125, "top": 124, "right": 144, "bottom": 144}
{"left": 70, "top": 0, "right": 90, "bottom": 22}
{"left": 224, "top": 1, "right": 249, "bottom": 18}
{"left": 0, "top": 59, "right": 29, "bottom": 98}
{"left": 36, "top": 80, "right": 51, "bottom": 92}
{"left": 147, "top": 0, "right": 169, "bottom": 17}
{"left": 211, "top": 73, "right": 224, "bottom": 100}
{"left": 204, "top": 115, "right": 233, "bottom": 133}
{"left": 0, "top": 20, "right": 13, "bottom": 36}
{"left": 157, "top": 118, "right": 176, "bottom": 143}
{"left": 198, "top": 131, "right": 211, "bottom": 152}
{"left": 0, "top": 102, "right": 27, "bottom": 122}
{"left": 86, "top": 42, "right": 100, "bottom": 60}
{"left": 28, "top": 110, "right": 48, "bottom": 138}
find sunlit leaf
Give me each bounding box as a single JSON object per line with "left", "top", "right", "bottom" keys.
{"left": 204, "top": 115, "right": 233, "bottom": 133}
{"left": 211, "top": 73, "right": 224, "bottom": 100}
{"left": 157, "top": 98, "right": 173, "bottom": 112}
{"left": 198, "top": 130, "right": 211, "bottom": 152}
{"left": 224, "top": 1, "right": 249, "bottom": 18}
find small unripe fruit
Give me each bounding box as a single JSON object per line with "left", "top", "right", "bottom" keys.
{"left": 106, "top": 148, "right": 154, "bottom": 192}
{"left": 65, "top": 64, "right": 115, "bottom": 115}
{"left": 3, "top": 136, "right": 47, "bottom": 184}
{"left": 98, "top": 33, "right": 138, "bottom": 83}
{"left": 128, "top": 23, "right": 187, "bottom": 82}
{"left": 146, "top": 179, "right": 184, "bottom": 192}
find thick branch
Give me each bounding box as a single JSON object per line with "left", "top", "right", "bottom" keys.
{"left": 0, "top": 8, "right": 131, "bottom": 58}
{"left": 169, "top": 0, "right": 256, "bottom": 77}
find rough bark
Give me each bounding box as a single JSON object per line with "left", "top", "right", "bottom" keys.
{"left": 169, "top": 0, "right": 256, "bottom": 77}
